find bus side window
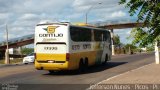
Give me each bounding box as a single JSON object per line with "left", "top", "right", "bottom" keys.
{"left": 108, "top": 32, "right": 111, "bottom": 43}
{"left": 70, "top": 26, "right": 91, "bottom": 42}
{"left": 102, "top": 31, "right": 108, "bottom": 41}
{"left": 70, "top": 27, "right": 80, "bottom": 41}
{"left": 94, "top": 30, "right": 103, "bottom": 41}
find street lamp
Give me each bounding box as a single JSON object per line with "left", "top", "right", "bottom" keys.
{"left": 85, "top": 2, "right": 102, "bottom": 24}
{"left": 5, "top": 24, "right": 10, "bottom": 64}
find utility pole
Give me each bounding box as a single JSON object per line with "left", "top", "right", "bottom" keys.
{"left": 155, "top": 41, "right": 159, "bottom": 64}
{"left": 5, "top": 24, "right": 10, "bottom": 64}
{"left": 110, "top": 29, "right": 115, "bottom": 55}
{"left": 85, "top": 2, "right": 102, "bottom": 24}
{"left": 129, "top": 46, "right": 131, "bottom": 54}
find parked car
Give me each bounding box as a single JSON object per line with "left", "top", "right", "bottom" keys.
{"left": 23, "top": 53, "right": 35, "bottom": 64}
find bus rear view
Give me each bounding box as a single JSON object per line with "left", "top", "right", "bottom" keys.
{"left": 34, "top": 23, "right": 70, "bottom": 72}
{"left": 35, "top": 22, "right": 112, "bottom": 73}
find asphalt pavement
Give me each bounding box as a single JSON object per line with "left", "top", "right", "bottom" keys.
{"left": 0, "top": 53, "right": 155, "bottom": 90}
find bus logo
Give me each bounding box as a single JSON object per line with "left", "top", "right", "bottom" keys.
{"left": 43, "top": 26, "right": 59, "bottom": 33}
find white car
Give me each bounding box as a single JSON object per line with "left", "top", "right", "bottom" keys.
{"left": 23, "top": 53, "right": 35, "bottom": 64}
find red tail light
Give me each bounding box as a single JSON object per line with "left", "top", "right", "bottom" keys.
{"left": 34, "top": 53, "right": 36, "bottom": 59}
{"left": 66, "top": 53, "right": 70, "bottom": 61}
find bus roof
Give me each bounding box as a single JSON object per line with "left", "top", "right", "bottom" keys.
{"left": 36, "top": 22, "right": 70, "bottom": 26}
{"left": 70, "top": 24, "right": 109, "bottom": 31}
{"left": 36, "top": 22, "right": 109, "bottom": 31}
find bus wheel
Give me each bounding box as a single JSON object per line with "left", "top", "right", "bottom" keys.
{"left": 102, "top": 54, "right": 108, "bottom": 65}
{"left": 84, "top": 58, "right": 88, "bottom": 69}
{"left": 49, "top": 70, "right": 55, "bottom": 74}
{"left": 79, "top": 59, "right": 85, "bottom": 73}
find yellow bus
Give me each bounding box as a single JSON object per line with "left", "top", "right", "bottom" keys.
{"left": 34, "top": 22, "right": 111, "bottom": 73}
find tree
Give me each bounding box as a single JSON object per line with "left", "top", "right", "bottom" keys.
{"left": 119, "top": 0, "right": 160, "bottom": 47}
{"left": 124, "top": 44, "right": 137, "bottom": 52}
{"left": 127, "top": 28, "right": 148, "bottom": 46}
{"left": 21, "top": 48, "right": 34, "bottom": 55}
{"left": 113, "top": 34, "right": 121, "bottom": 46}
{"left": 113, "top": 34, "right": 124, "bottom": 54}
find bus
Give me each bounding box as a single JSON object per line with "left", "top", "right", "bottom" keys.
{"left": 34, "top": 22, "right": 112, "bottom": 73}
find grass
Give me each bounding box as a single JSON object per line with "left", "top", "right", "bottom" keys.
{"left": 0, "top": 58, "right": 23, "bottom": 64}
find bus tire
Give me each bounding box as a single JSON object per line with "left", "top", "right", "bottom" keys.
{"left": 49, "top": 70, "right": 54, "bottom": 74}
{"left": 102, "top": 54, "right": 108, "bottom": 65}
{"left": 78, "top": 59, "right": 85, "bottom": 73}
{"left": 84, "top": 58, "right": 88, "bottom": 68}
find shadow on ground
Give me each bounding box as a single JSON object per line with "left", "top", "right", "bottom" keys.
{"left": 44, "top": 61, "right": 127, "bottom": 76}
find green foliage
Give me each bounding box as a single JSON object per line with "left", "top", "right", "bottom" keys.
{"left": 128, "top": 28, "right": 149, "bottom": 47}
{"left": 21, "top": 48, "right": 34, "bottom": 55}
{"left": 119, "top": 0, "right": 160, "bottom": 47}
{"left": 146, "top": 45, "right": 154, "bottom": 51}
{"left": 124, "top": 44, "right": 137, "bottom": 50}
{"left": 0, "top": 59, "right": 23, "bottom": 64}
{"left": 113, "top": 34, "right": 121, "bottom": 46}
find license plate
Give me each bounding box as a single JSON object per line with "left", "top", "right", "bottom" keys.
{"left": 48, "top": 60, "right": 55, "bottom": 63}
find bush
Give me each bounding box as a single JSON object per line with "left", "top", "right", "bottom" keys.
{"left": 21, "top": 48, "right": 34, "bottom": 55}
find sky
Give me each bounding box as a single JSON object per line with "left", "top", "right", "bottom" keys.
{"left": 0, "top": 0, "right": 137, "bottom": 45}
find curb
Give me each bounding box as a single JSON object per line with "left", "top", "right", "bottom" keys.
{"left": 0, "top": 63, "right": 24, "bottom": 68}
{"left": 87, "top": 63, "right": 153, "bottom": 89}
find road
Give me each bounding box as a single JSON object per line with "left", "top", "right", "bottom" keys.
{"left": 0, "top": 53, "right": 154, "bottom": 90}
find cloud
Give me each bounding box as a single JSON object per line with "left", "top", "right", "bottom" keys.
{"left": 0, "top": 0, "right": 136, "bottom": 44}
{"left": 0, "top": 13, "right": 10, "bottom": 19}
{"left": 18, "top": 14, "right": 39, "bottom": 21}
{"left": 0, "top": 0, "right": 73, "bottom": 13}
{"left": 111, "top": 11, "right": 126, "bottom": 18}
{"left": 72, "top": 0, "right": 131, "bottom": 23}
{"left": 3, "top": 33, "right": 18, "bottom": 40}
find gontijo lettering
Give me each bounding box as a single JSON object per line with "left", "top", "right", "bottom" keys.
{"left": 39, "top": 33, "right": 63, "bottom": 37}
{"left": 40, "top": 26, "right": 63, "bottom": 37}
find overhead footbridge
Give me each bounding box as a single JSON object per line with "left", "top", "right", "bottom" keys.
{"left": 0, "top": 34, "right": 34, "bottom": 51}
{"left": 0, "top": 22, "right": 144, "bottom": 53}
